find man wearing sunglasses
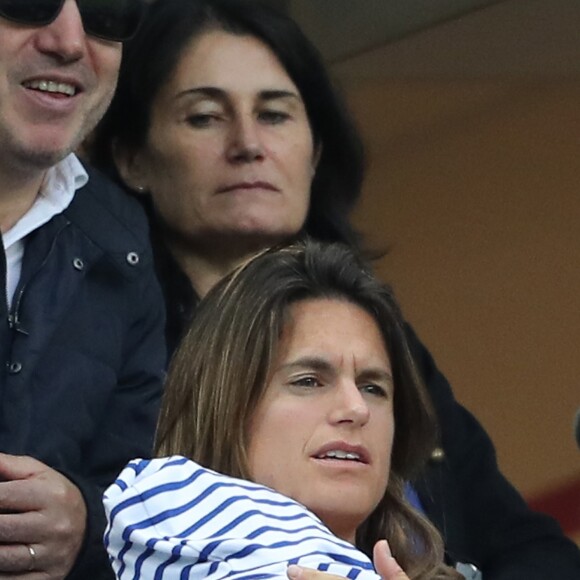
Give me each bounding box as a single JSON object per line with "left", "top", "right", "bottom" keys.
{"left": 0, "top": 1, "right": 164, "bottom": 578}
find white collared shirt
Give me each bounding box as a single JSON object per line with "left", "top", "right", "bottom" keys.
{"left": 2, "top": 153, "right": 88, "bottom": 307}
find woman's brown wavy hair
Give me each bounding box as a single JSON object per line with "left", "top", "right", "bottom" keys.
{"left": 155, "top": 240, "right": 460, "bottom": 579}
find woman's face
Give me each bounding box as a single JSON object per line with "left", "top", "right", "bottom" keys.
{"left": 247, "top": 298, "right": 394, "bottom": 544}
{"left": 118, "top": 29, "right": 317, "bottom": 250}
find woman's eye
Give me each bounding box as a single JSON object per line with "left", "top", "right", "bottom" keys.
{"left": 186, "top": 113, "right": 219, "bottom": 128}
{"left": 259, "top": 110, "right": 290, "bottom": 124}
{"left": 291, "top": 376, "right": 321, "bottom": 388}
{"left": 360, "top": 383, "right": 388, "bottom": 398}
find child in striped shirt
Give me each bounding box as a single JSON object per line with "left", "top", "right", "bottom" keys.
{"left": 104, "top": 456, "right": 380, "bottom": 579}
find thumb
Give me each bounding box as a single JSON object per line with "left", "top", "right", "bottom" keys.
{"left": 373, "top": 540, "right": 410, "bottom": 580}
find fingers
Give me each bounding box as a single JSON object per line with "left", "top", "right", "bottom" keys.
{"left": 0, "top": 454, "right": 42, "bottom": 482}
{"left": 285, "top": 541, "right": 410, "bottom": 580}
{"left": 0, "top": 455, "right": 48, "bottom": 514}
{"left": 0, "top": 536, "right": 52, "bottom": 576}
{"left": 0, "top": 459, "right": 82, "bottom": 515}
{"left": 0, "top": 456, "right": 86, "bottom": 578}
{"left": 373, "top": 540, "right": 410, "bottom": 580}
{"left": 0, "top": 543, "right": 38, "bottom": 574}
{"left": 0, "top": 512, "right": 42, "bottom": 543}
{"left": 0, "top": 474, "right": 74, "bottom": 515}
{"left": 0, "top": 480, "right": 47, "bottom": 514}
{"left": 0, "top": 572, "right": 48, "bottom": 580}
{"left": 287, "top": 565, "right": 345, "bottom": 580}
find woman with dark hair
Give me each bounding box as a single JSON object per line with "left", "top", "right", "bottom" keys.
{"left": 91, "top": 0, "right": 364, "bottom": 351}
{"left": 91, "top": 0, "right": 580, "bottom": 578}
{"left": 104, "top": 240, "right": 461, "bottom": 580}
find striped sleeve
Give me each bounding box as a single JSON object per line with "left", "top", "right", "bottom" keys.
{"left": 103, "top": 456, "right": 380, "bottom": 580}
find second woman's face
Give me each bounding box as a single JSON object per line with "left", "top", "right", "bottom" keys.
{"left": 123, "top": 29, "right": 317, "bottom": 249}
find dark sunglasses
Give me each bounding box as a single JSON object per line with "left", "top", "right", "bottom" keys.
{"left": 0, "top": 0, "right": 147, "bottom": 42}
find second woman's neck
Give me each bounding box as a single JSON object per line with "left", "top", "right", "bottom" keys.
{"left": 168, "top": 238, "right": 269, "bottom": 298}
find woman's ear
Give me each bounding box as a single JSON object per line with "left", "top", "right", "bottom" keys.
{"left": 311, "top": 142, "right": 323, "bottom": 177}
{"left": 113, "top": 140, "right": 149, "bottom": 194}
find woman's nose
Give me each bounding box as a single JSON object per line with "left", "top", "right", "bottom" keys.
{"left": 328, "top": 381, "right": 370, "bottom": 427}
{"left": 226, "top": 117, "right": 265, "bottom": 163}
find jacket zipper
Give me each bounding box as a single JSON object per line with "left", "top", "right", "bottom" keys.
{"left": 9, "top": 221, "right": 70, "bottom": 336}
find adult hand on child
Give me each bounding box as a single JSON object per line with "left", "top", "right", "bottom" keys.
{"left": 372, "top": 539, "right": 410, "bottom": 579}
{"left": 286, "top": 539, "right": 410, "bottom": 580}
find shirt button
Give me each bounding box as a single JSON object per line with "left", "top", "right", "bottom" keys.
{"left": 73, "top": 258, "right": 84, "bottom": 271}
{"left": 126, "top": 252, "right": 140, "bottom": 266}
{"left": 8, "top": 361, "right": 22, "bottom": 374}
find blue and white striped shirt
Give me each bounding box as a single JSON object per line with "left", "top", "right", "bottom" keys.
{"left": 103, "top": 456, "right": 380, "bottom": 580}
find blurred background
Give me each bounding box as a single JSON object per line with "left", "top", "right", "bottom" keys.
{"left": 270, "top": 0, "right": 580, "bottom": 544}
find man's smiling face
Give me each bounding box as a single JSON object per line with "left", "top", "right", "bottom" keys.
{"left": 0, "top": 0, "right": 121, "bottom": 172}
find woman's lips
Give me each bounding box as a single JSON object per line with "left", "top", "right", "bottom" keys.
{"left": 217, "top": 181, "right": 279, "bottom": 193}
{"left": 311, "top": 441, "right": 370, "bottom": 465}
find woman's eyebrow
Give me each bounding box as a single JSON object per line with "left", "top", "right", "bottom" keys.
{"left": 259, "top": 89, "right": 301, "bottom": 102}
{"left": 279, "top": 356, "right": 334, "bottom": 374}
{"left": 175, "top": 86, "right": 226, "bottom": 102}
{"left": 174, "top": 87, "right": 301, "bottom": 103}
